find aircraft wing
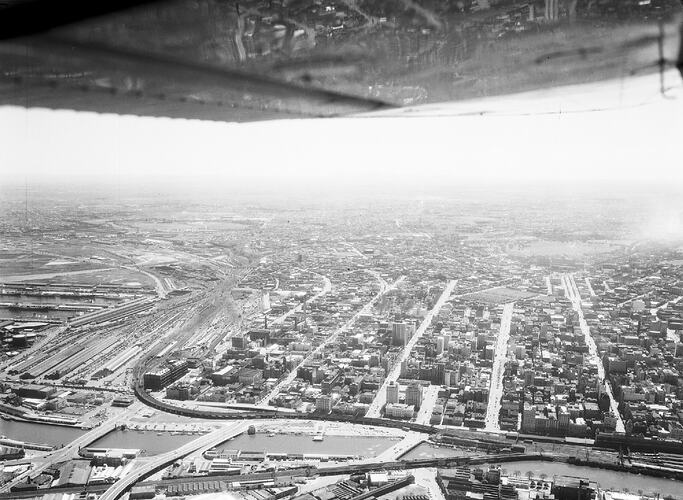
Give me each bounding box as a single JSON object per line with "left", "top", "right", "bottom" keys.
{"left": 1, "top": 0, "right": 681, "bottom": 122}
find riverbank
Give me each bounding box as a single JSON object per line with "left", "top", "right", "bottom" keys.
{"left": 488, "top": 459, "right": 681, "bottom": 499}
{"left": 480, "top": 452, "right": 683, "bottom": 482}
{"left": 410, "top": 439, "right": 683, "bottom": 484}
{"left": 0, "top": 419, "right": 85, "bottom": 447}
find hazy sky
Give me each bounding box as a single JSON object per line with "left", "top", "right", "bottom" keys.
{"left": 1, "top": 71, "right": 682, "bottom": 195}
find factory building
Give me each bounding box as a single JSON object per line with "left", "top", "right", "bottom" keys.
{"left": 143, "top": 360, "right": 189, "bottom": 391}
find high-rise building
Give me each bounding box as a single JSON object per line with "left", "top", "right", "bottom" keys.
{"left": 405, "top": 383, "right": 423, "bottom": 409}
{"left": 545, "top": 0, "right": 559, "bottom": 20}
{"left": 232, "top": 335, "right": 247, "bottom": 349}
{"left": 441, "top": 334, "right": 451, "bottom": 353}
{"left": 436, "top": 335, "right": 451, "bottom": 354}
{"left": 316, "top": 395, "right": 333, "bottom": 413}
{"left": 392, "top": 322, "right": 410, "bottom": 346}
{"left": 436, "top": 337, "right": 445, "bottom": 354}
{"left": 386, "top": 381, "right": 400, "bottom": 404}
{"left": 143, "top": 360, "right": 189, "bottom": 391}
{"left": 522, "top": 403, "right": 536, "bottom": 432}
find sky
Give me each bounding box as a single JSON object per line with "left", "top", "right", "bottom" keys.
{"left": 1, "top": 70, "right": 682, "bottom": 196}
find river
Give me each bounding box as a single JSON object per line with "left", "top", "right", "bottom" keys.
{"left": 0, "top": 419, "right": 85, "bottom": 447}
{"left": 89, "top": 429, "right": 200, "bottom": 455}
{"left": 405, "top": 444, "right": 680, "bottom": 497}
{"left": 2, "top": 418, "right": 679, "bottom": 496}
{"left": 495, "top": 460, "right": 680, "bottom": 498}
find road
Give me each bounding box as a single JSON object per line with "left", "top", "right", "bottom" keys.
{"left": 484, "top": 303, "right": 513, "bottom": 432}
{"left": 370, "top": 431, "right": 426, "bottom": 462}
{"left": 366, "top": 280, "right": 458, "bottom": 418}
{"left": 617, "top": 291, "right": 651, "bottom": 308}
{"left": 258, "top": 275, "right": 405, "bottom": 407}
{"left": 120, "top": 265, "right": 168, "bottom": 299}
{"left": 651, "top": 295, "right": 682, "bottom": 316}
{"left": 270, "top": 272, "right": 332, "bottom": 327}
{"left": 411, "top": 468, "right": 447, "bottom": 500}
{"left": 99, "top": 421, "right": 247, "bottom": 500}
{"left": 584, "top": 277, "right": 596, "bottom": 297}
{"left": 562, "top": 274, "right": 625, "bottom": 433}
{"left": 415, "top": 385, "right": 441, "bottom": 426}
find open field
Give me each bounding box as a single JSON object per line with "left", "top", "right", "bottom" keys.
{"left": 464, "top": 287, "right": 536, "bottom": 304}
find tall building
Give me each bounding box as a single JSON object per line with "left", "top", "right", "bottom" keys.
{"left": 443, "top": 369, "right": 452, "bottom": 387}
{"left": 143, "top": 360, "right": 189, "bottom": 391}
{"left": 522, "top": 403, "right": 536, "bottom": 432}
{"left": 405, "top": 383, "right": 423, "bottom": 409}
{"left": 316, "top": 395, "right": 333, "bottom": 413}
{"left": 441, "top": 334, "right": 451, "bottom": 353}
{"left": 436, "top": 336, "right": 445, "bottom": 354}
{"left": 232, "top": 335, "right": 247, "bottom": 349}
{"left": 386, "top": 381, "right": 400, "bottom": 404}
{"left": 545, "top": 0, "right": 559, "bottom": 20}
{"left": 392, "top": 322, "right": 410, "bottom": 346}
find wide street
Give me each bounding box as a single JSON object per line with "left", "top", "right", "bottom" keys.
{"left": 562, "top": 274, "right": 625, "bottom": 433}
{"left": 258, "top": 275, "right": 405, "bottom": 407}
{"left": 366, "top": 280, "right": 458, "bottom": 418}
{"left": 484, "top": 302, "right": 514, "bottom": 432}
